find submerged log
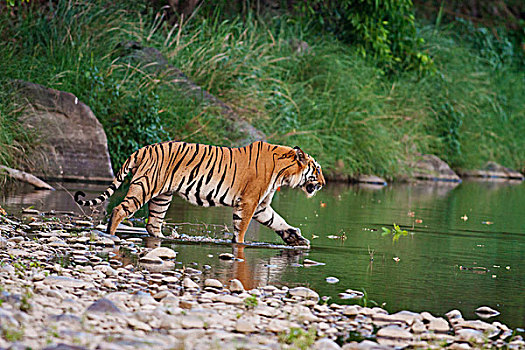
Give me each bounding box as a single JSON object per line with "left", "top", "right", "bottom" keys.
{"left": 0, "top": 165, "right": 55, "bottom": 190}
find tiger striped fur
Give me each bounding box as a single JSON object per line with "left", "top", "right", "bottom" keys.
{"left": 74, "top": 140, "right": 325, "bottom": 246}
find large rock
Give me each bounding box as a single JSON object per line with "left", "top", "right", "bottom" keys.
{"left": 14, "top": 80, "right": 113, "bottom": 182}
{"left": 407, "top": 154, "right": 461, "bottom": 182}
{"left": 458, "top": 162, "right": 524, "bottom": 181}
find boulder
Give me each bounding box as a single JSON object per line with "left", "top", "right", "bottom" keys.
{"left": 353, "top": 174, "right": 387, "bottom": 186}
{"left": 458, "top": 162, "right": 524, "bottom": 181}
{"left": 407, "top": 154, "right": 461, "bottom": 182}
{"left": 13, "top": 80, "right": 113, "bottom": 182}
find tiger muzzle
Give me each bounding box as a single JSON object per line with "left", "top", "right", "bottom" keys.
{"left": 305, "top": 182, "right": 322, "bottom": 194}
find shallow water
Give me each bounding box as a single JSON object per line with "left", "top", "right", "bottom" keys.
{"left": 1, "top": 180, "right": 524, "bottom": 328}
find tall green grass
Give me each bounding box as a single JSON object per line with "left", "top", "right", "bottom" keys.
{"left": 1, "top": 1, "right": 523, "bottom": 178}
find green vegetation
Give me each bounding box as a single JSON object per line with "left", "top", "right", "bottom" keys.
{"left": 0, "top": 1, "right": 523, "bottom": 179}
{"left": 243, "top": 295, "right": 258, "bottom": 309}
{"left": 382, "top": 224, "right": 409, "bottom": 243}
{"left": 278, "top": 327, "right": 316, "bottom": 349}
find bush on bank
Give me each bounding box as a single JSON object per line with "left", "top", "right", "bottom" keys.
{"left": 0, "top": 0, "right": 523, "bottom": 178}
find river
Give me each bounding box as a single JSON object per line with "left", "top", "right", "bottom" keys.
{"left": 1, "top": 180, "right": 524, "bottom": 329}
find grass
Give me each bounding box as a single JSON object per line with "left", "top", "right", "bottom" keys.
{"left": 0, "top": 1, "right": 523, "bottom": 179}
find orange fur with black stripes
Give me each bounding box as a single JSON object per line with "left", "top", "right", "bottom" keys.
{"left": 74, "top": 141, "right": 325, "bottom": 246}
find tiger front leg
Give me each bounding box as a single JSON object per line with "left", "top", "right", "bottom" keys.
{"left": 253, "top": 204, "right": 310, "bottom": 247}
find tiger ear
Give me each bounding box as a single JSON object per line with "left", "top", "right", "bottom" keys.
{"left": 294, "top": 146, "right": 307, "bottom": 166}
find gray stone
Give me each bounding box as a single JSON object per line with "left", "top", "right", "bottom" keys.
{"left": 455, "top": 329, "right": 485, "bottom": 344}
{"left": 219, "top": 253, "right": 235, "bottom": 260}
{"left": 183, "top": 277, "right": 200, "bottom": 290}
{"left": 355, "top": 175, "right": 387, "bottom": 186}
{"left": 266, "top": 319, "right": 292, "bottom": 333}
{"left": 289, "top": 287, "right": 320, "bottom": 301}
{"left": 139, "top": 256, "right": 163, "bottom": 264}
{"left": 459, "top": 162, "right": 524, "bottom": 181}
{"left": 235, "top": 316, "right": 258, "bottom": 333}
{"left": 86, "top": 298, "right": 122, "bottom": 314}
{"left": 427, "top": 317, "right": 450, "bottom": 332}
{"left": 204, "top": 278, "right": 223, "bottom": 289}
{"left": 215, "top": 294, "right": 243, "bottom": 305}
{"left": 446, "top": 309, "right": 463, "bottom": 321}
{"left": 314, "top": 338, "right": 341, "bottom": 350}
{"left": 44, "top": 275, "right": 93, "bottom": 289}
{"left": 229, "top": 279, "right": 245, "bottom": 293}
{"left": 342, "top": 305, "right": 360, "bottom": 316}
{"left": 144, "top": 247, "right": 177, "bottom": 260}
{"left": 376, "top": 325, "right": 413, "bottom": 340}
{"left": 181, "top": 315, "right": 204, "bottom": 329}
{"left": 42, "top": 344, "right": 88, "bottom": 350}
{"left": 13, "top": 80, "right": 113, "bottom": 182}
{"left": 474, "top": 306, "right": 500, "bottom": 319}
{"left": 408, "top": 154, "right": 461, "bottom": 182}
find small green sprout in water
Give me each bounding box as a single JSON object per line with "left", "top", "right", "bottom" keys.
{"left": 359, "top": 289, "right": 378, "bottom": 308}
{"left": 278, "top": 327, "right": 316, "bottom": 349}
{"left": 382, "top": 223, "right": 409, "bottom": 242}
{"left": 244, "top": 295, "right": 258, "bottom": 309}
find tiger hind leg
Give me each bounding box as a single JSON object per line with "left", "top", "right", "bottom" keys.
{"left": 146, "top": 192, "right": 173, "bottom": 237}
{"left": 231, "top": 200, "right": 257, "bottom": 244}
{"left": 107, "top": 182, "right": 150, "bottom": 235}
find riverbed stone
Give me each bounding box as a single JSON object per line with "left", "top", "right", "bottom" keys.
{"left": 183, "top": 277, "right": 200, "bottom": 290}
{"left": 428, "top": 317, "right": 450, "bottom": 332}
{"left": 455, "top": 329, "right": 486, "bottom": 344}
{"left": 289, "top": 287, "right": 320, "bottom": 301}
{"left": 44, "top": 275, "right": 94, "bottom": 289}
{"left": 144, "top": 247, "right": 177, "bottom": 260}
{"left": 204, "top": 278, "right": 223, "bottom": 289}
{"left": 377, "top": 325, "right": 413, "bottom": 340}
{"left": 229, "top": 279, "right": 245, "bottom": 293}
{"left": 314, "top": 338, "right": 341, "bottom": 350}
{"left": 215, "top": 294, "right": 243, "bottom": 305}
{"left": 86, "top": 298, "right": 122, "bottom": 314}
{"left": 235, "top": 316, "right": 259, "bottom": 333}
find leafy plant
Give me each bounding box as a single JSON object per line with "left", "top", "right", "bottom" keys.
{"left": 293, "top": 0, "right": 434, "bottom": 74}
{"left": 382, "top": 224, "right": 408, "bottom": 243}
{"left": 1, "top": 326, "right": 24, "bottom": 342}
{"left": 81, "top": 66, "right": 169, "bottom": 169}
{"left": 278, "top": 327, "right": 316, "bottom": 350}
{"left": 243, "top": 295, "right": 258, "bottom": 309}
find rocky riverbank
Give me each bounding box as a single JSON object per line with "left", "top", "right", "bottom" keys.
{"left": 0, "top": 210, "right": 523, "bottom": 349}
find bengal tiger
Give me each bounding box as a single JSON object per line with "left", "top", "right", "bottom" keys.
{"left": 74, "top": 140, "right": 325, "bottom": 247}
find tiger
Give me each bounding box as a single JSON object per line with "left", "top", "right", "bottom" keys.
{"left": 74, "top": 140, "right": 325, "bottom": 247}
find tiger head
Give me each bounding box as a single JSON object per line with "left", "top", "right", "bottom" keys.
{"left": 292, "top": 146, "right": 326, "bottom": 198}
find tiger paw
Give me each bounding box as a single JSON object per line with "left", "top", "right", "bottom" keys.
{"left": 276, "top": 228, "right": 310, "bottom": 247}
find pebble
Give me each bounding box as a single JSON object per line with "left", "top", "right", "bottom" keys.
{"left": 325, "top": 277, "right": 340, "bottom": 284}
{"left": 143, "top": 247, "right": 177, "bottom": 260}
{"left": 218, "top": 253, "right": 234, "bottom": 260}
{"left": 229, "top": 279, "right": 245, "bottom": 293}
{"left": 204, "top": 278, "right": 223, "bottom": 289}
